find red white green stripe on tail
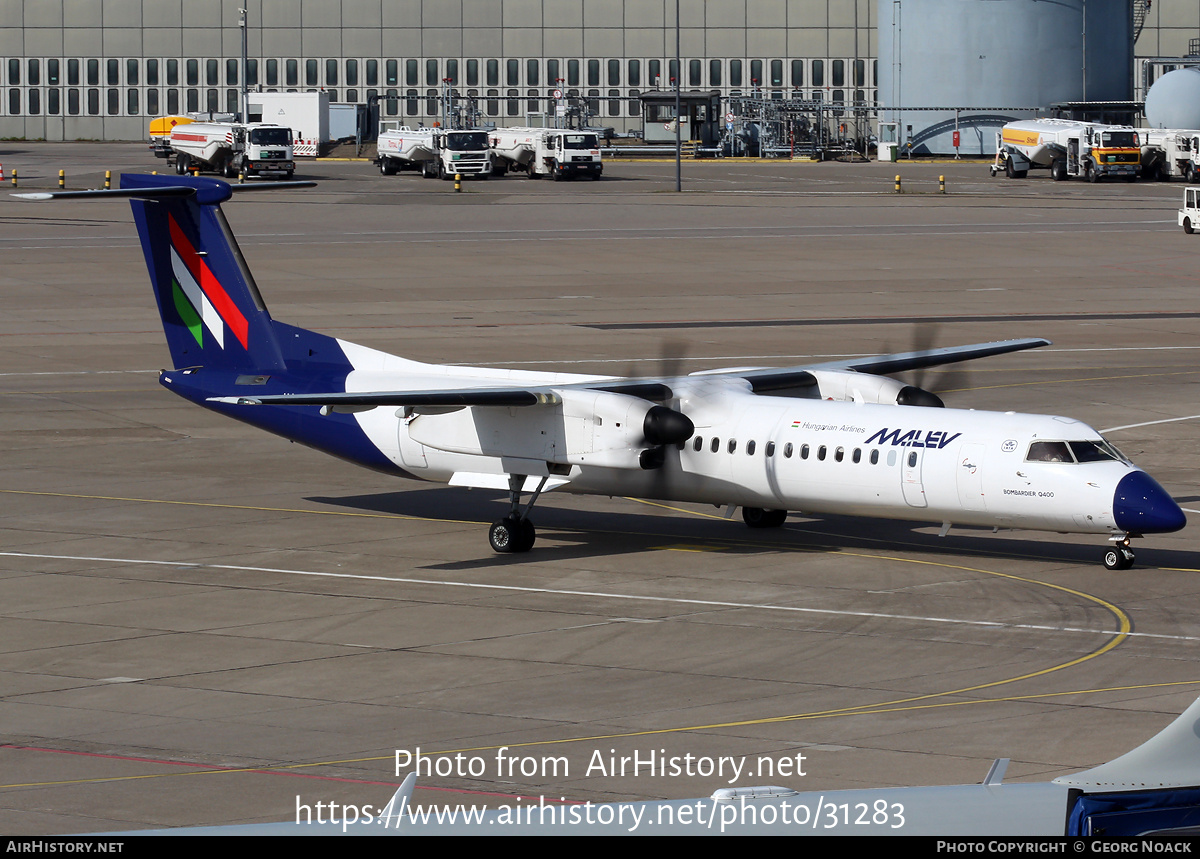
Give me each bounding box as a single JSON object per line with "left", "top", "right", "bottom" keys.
{"left": 168, "top": 213, "right": 249, "bottom": 350}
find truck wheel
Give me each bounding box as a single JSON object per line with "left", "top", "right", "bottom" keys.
{"left": 1005, "top": 157, "right": 1015, "bottom": 178}
{"left": 1184, "top": 217, "right": 1193, "bottom": 235}
{"left": 175, "top": 153, "right": 189, "bottom": 175}
{"left": 379, "top": 158, "right": 394, "bottom": 176}
{"left": 1051, "top": 160, "right": 1066, "bottom": 181}
{"left": 1087, "top": 162, "right": 1099, "bottom": 183}
{"left": 223, "top": 159, "right": 238, "bottom": 179}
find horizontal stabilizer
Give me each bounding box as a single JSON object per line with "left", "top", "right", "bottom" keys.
{"left": 213, "top": 388, "right": 559, "bottom": 408}
{"left": 12, "top": 181, "right": 315, "bottom": 202}
{"left": 13, "top": 186, "right": 197, "bottom": 201}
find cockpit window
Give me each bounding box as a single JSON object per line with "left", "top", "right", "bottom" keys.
{"left": 1068, "top": 440, "right": 1124, "bottom": 463}
{"left": 1027, "top": 439, "right": 1128, "bottom": 464}
{"left": 1026, "top": 441, "right": 1073, "bottom": 463}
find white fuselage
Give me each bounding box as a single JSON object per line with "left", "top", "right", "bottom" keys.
{"left": 335, "top": 341, "right": 1133, "bottom": 536}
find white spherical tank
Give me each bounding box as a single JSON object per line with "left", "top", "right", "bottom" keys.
{"left": 877, "top": 0, "right": 1132, "bottom": 155}
{"left": 1145, "top": 67, "right": 1200, "bottom": 130}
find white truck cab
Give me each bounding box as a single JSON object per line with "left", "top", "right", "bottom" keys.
{"left": 1179, "top": 186, "right": 1200, "bottom": 233}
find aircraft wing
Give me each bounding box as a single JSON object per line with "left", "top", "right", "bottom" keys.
{"left": 212, "top": 338, "right": 1051, "bottom": 409}
{"left": 720, "top": 337, "right": 1052, "bottom": 390}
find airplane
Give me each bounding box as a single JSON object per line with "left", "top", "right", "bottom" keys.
{"left": 113, "top": 692, "right": 1200, "bottom": 834}
{"left": 16, "top": 173, "right": 1186, "bottom": 569}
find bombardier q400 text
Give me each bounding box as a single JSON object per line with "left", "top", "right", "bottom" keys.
{"left": 18, "top": 174, "right": 1186, "bottom": 568}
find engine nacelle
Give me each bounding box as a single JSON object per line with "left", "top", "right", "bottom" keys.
{"left": 809, "top": 370, "right": 943, "bottom": 408}
{"left": 405, "top": 389, "right": 693, "bottom": 469}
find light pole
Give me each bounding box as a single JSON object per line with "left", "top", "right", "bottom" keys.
{"left": 675, "top": 0, "right": 681, "bottom": 192}
{"left": 239, "top": 7, "right": 248, "bottom": 122}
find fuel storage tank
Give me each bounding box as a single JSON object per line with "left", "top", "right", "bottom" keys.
{"left": 876, "top": 0, "right": 1133, "bottom": 155}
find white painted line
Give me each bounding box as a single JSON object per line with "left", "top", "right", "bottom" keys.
{"left": 1, "top": 550, "right": 1186, "bottom": 641}
{"left": 1102, "top": 414, "right": 1200, "bottom": 433}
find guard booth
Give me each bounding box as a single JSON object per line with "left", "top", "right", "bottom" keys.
{"left": 639, "top": 90, "right": 722, "bottom": 146}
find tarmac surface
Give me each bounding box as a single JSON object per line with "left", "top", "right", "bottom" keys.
{"left": 1, "top": 143, "right": 1199, "bottom": 833}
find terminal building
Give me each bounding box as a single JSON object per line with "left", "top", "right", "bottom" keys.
{"left": 1, "top": 0, "right": 1198, "bottom": 153}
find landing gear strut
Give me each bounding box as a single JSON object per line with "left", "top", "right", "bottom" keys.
{"left": 489, "top": 474, "right": 547, "bottom": 554}
{"left": 1103, "top": 536, "right": 1136, "bottom": 571}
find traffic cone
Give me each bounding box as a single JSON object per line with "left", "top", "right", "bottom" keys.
{"left": 0, "top": 163, "right": 5, "bottom": 181}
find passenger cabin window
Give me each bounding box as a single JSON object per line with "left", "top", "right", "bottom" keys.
{"left": 746, "top": 440, "right": 756, "bottom": 455}
{"left": 784, "top": 443, "right": 793, "bottom": 458}
{"left": 710, "top": 438, "right": 720, "bottom": 453}
{"left": 693, "top": 436, "right": 703, "bottom": 452}
{"left": 817, "top": 445, "right": 827, "bottom": 461}
{"left": 800, "top": 444, "right": 809, "bottom": 460}
{"left": 835, "top": 446, "right": 844, "bottom": 462}
{"left": 727, "top": 439, "right": 737, "bottom": 454}
{"left": 765, "top": 441, "right": 775, "bottom": 457}
{"left": 852, "top": 448, "right": 861, "bottom": 463}
{"left": 870, "top": 449, "right": 879, "bottom": 465}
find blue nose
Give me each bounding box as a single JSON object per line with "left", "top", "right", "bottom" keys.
{"left": 1113, "top": 471, "right": 1187, "bottom": 534}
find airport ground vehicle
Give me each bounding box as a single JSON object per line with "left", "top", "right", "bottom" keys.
{"left": 376, "top": 123, "right": 492, "bottom": 179}
{"left": 1178, "top": 186, "right": 1200, "bottom": 233}
{"left": 1141, "top": 129, "right": 1200, "bottom": 181}
{"left": 991, "top": 119, "right": 1141, "bottom": 182}
{"left": 160, "top": 121, "right": 295, "bottom": 179}
{"left": 489, "top": 127, "right": 603, "bottom": 179}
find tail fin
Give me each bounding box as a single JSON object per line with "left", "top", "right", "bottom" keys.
{"left": 124, "top": 173, "right": 286, "bottom": 373}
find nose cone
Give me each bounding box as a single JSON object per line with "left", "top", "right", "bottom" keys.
{"left": 1113, "top": 471, "right": 1187, "bottom": 534}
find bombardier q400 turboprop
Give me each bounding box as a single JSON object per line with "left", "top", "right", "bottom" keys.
{"left": 17, "top": 174, "right": 1186, "bottom": 568}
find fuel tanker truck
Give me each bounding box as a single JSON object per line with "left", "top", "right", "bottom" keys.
{"left": 376, "top": 123, "right": 492, "bottom": 179}
{"left": 160, "top": 121, "right": 295, "bottom": 179}
{"left": 991, "top": 119, "right": 1140, "bottom": 182}
{"left": 489, "top": 127, "right": 603, "bottom": 179}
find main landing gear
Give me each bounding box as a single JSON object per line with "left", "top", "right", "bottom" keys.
{"left": 742, "top": 507, "right": 788, "bottom": 528}
{"left": 1103, "top": 535, "right": 1136, "bottom": 571}
{"left": 489, "top": 474, "right": 548, "bottom": 554}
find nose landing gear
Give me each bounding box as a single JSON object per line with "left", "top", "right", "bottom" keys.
{"left": 1103, "top": 536, "right": 1136, "bottom": 571}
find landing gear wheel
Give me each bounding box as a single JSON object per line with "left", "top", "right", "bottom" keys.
{"left": 490, "top": 517, "right": 517, "bottom": 553}
{"left": 742, "top": 507, "right": 788, "bottom": 528}
{"left": 1103, "top": 545, "right": 1135, "bottom": 570}
{"left": 490, "top": 517, "right": 536, "bottom": 554}
{"left": 514, "top": 518, "right": 536, "bottom": 552}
